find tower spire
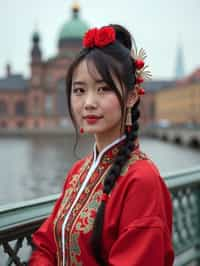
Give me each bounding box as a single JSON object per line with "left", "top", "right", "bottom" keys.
{"left": 31, "top": 29, "right": 42, "bottom": 63}
{"left": 71, "top": 1, "right": 80, "bottom": 18}
{"left": 175, "top": 42, "right": 185, "bottom": 79}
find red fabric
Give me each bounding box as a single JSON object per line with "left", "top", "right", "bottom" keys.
{"left": 29, "top": 147, "right": 174, "bottom": 266}
{"left": 104, "top": 160, "right": 174, "bottom": 265}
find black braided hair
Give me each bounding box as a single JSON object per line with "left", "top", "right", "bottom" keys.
{"left": 90, "top": 99, "right": 140, "bottom": 265}
{"left": 65, "top": 24, "right": 142, "bottom": 265}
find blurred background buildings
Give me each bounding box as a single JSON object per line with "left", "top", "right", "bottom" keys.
{"left": 0, "top": 2, "right": 199, "bottom": 130}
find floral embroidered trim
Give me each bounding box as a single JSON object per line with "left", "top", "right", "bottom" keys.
{"left": 69, "top": 168, "right": 111, "bottom": 265}
{"left": 53, "top": 156, "right": 92, "bottom": 265}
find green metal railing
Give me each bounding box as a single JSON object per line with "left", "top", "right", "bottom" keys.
{"left": 0, "top": 195, "right": 57, "bottom": 265}
{"left": 165, "top": 167, "right": 200, "bottom": 265}
{"left": 0, "top": 167, "right": 200, "bottom": 265}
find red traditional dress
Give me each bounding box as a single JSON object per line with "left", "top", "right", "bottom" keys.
{"left": 29, "top": 136, "right": 174, "bottom": 266}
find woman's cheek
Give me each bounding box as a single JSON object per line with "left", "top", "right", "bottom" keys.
{"left": 104, "top": 96, "right": 121, "bottom": 114}
{"left": 74, "top": 110, "right": 82, "bottom": 125}
{"left": 71, "top": 105, "right": 81, "bottom": 125}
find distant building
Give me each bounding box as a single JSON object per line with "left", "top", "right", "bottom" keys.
{"left": 0, "top": 3, "right": 89, "bottom": 129}
{"left": 141, "top": 80, "right": 176, "bottom": 126}
{"left": 154, "top": 68, "right": 200, "bottom": 125}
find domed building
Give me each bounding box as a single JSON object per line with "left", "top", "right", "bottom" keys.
{"left": 58, "top": 2, "right": 89, "bottom": 55}
{"left": 0, "top": 3, "right": 89, "bottom": 129}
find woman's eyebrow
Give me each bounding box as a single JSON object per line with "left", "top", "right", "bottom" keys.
{"left": 72, "top": 80, "right": 105, "bottom": 86}
{"left": 95, "top": 79, "right": 105, "bottom": 84}
{"left": 72, "top": 81, "right": 86, "bottom": 86}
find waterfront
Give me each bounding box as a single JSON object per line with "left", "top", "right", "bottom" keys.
{"left": 0, "top": 135, "right": 200, "bottom": 206}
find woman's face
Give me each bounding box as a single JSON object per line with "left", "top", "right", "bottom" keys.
{"left": 70, "top": 60, "right": 124, "bottom": 140}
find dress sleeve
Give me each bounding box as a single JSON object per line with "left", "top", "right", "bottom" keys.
{"left": 108, "top": 216, "right": 169, "bottom": 266}
{"left": 28, "top": 194, "right": 63, "bottom": 265}
{"left": 29, "top": 160, "right": 84, "bottom": 265}
{"left": 107, "top": 160, "right": 174, "bottom": 266}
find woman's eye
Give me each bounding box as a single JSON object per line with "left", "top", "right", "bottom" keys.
{"left": 98, "top": 86, "right": 111, "bottom": 93}
{"left": 72, "top": 88, "right": 85, "bottom": 95}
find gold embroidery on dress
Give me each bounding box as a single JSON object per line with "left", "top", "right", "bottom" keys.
{"left": 121, "top": 150, "right": 149, "bottom": 176}
{"left": 76, "top": 190, "right": 102, "bottom": 234}
{"left": 68, "top": 167, "right": 111, "bottom": 265}
{"left": 53, "top": 156, "right": 92, "bottom": 266}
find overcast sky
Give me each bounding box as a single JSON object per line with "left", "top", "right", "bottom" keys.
{"left": 0, "top": 0, "right": 199, "bottom": 79}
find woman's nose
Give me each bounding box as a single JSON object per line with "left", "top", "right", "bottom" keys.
{"left": 84, "top": 92, "right": 97, "bottom": 109}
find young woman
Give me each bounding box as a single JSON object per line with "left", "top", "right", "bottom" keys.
{"left": 29, "top": 24, "right": 174, "bottom": 266}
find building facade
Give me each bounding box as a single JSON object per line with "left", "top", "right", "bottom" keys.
{"left": 155, "top": 69, "right": 200, "bottom": 125}
{"left": 0, "top": 4, "right": 89, "bottom": 129}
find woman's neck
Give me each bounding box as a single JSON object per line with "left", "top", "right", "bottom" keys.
{"left": 95, "top": 131, "right": 125, "bottom": 153}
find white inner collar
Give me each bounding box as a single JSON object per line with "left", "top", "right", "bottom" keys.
{"left": 92, "top": 134, "right": 126, "bottom": 163}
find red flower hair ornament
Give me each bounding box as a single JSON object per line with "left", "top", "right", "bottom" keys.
{"left": 131, "top": 43, "right": 152, "bottom": 96}
{"left": 83, "top": 26, "right": 116, "bottom": 48}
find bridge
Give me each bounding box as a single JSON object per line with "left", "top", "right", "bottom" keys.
{"left": 144, "top": 125, "right": 200, "bottom": 148}
{"left": 0, "top": 166, "right": 200, "bottom": 265}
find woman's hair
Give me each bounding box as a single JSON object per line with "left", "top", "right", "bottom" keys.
{"left": 66, "top": 24, "right": 140, "bottom": 264}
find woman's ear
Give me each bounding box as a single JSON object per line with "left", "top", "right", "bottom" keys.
{"left": 126, "top": 89, "right": 139, "bottom": 108}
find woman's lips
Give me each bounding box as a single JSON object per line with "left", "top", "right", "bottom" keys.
{"left": 83, "top": 115, "right": 102, "bottom": 124}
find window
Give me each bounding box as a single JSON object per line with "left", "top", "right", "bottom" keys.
{"left": 45, "top": 75, "right": 52, "bottom": 85}
{"left": 33, "top": 96, "right": 40, "bottom": 115}
{"left": 15, "top": 101, "right": 26, "bottom": 115}
{"left": 56, "top": 80, "right": 68, "bottom": 116}
{"left": 34, "top": 96, "right": 39, "bottom": 105}
{"left": 34, "top": 120, "right": 39, "bottom": 128}
{"left": 0, "top": 100, "right": 7, "bottom": 115}
{"left": 149, "top": 102, "right": 155, "bottom": 118}
{"left": 32, "top": 75, "right": 40, "bottom": 85}
{"left": 16, "top": 121, "right": 24, "bottom": 128}
{"left": 45, "top": 95, "right": 53, "bottom": 114}
{"left": 0, "top": 120, "right": 7, "bottom": 128}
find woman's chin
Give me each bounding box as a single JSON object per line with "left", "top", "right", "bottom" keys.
{"left": 83, "top": 126, "right": 105, "bottom": 135}
{"left": 84, "top": 129, "right": 101, "bottom": 134}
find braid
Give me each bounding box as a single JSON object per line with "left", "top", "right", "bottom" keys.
{"left": 91, "top": 98, "right": 140, "bottom": 265}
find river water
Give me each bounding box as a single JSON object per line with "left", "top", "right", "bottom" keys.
{"left": 0, "top": 135, "right": 200, "bottom": 206}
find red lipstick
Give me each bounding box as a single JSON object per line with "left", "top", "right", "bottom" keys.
{"left": 84, "top": 115, "right": 102, "bottom": 124}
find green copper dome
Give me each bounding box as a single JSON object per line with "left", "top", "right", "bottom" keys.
{"left": 58, "top": 4, "right": 89, "bottom": 40}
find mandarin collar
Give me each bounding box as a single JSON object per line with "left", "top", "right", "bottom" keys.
{"left": 91, "top": 135, "right": 126, "bottom": 165}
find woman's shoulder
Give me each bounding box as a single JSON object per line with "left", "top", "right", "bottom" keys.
{"left": 118, "top": 150, "right": 173, "bottom": 224}
{"left": 62, "top": 153, "right": 92, "bottom": 187}
{"left": 124, "top": 158, "right": 161, "bottom": 194}
{"left": 121, "top": 148, "right": 160, "bottom": 180}
{"left": 68, "top": 153, "right": 92, "bottom": 175}
{"left": 121, "top": 149, "right": 172, "bottom": 214}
